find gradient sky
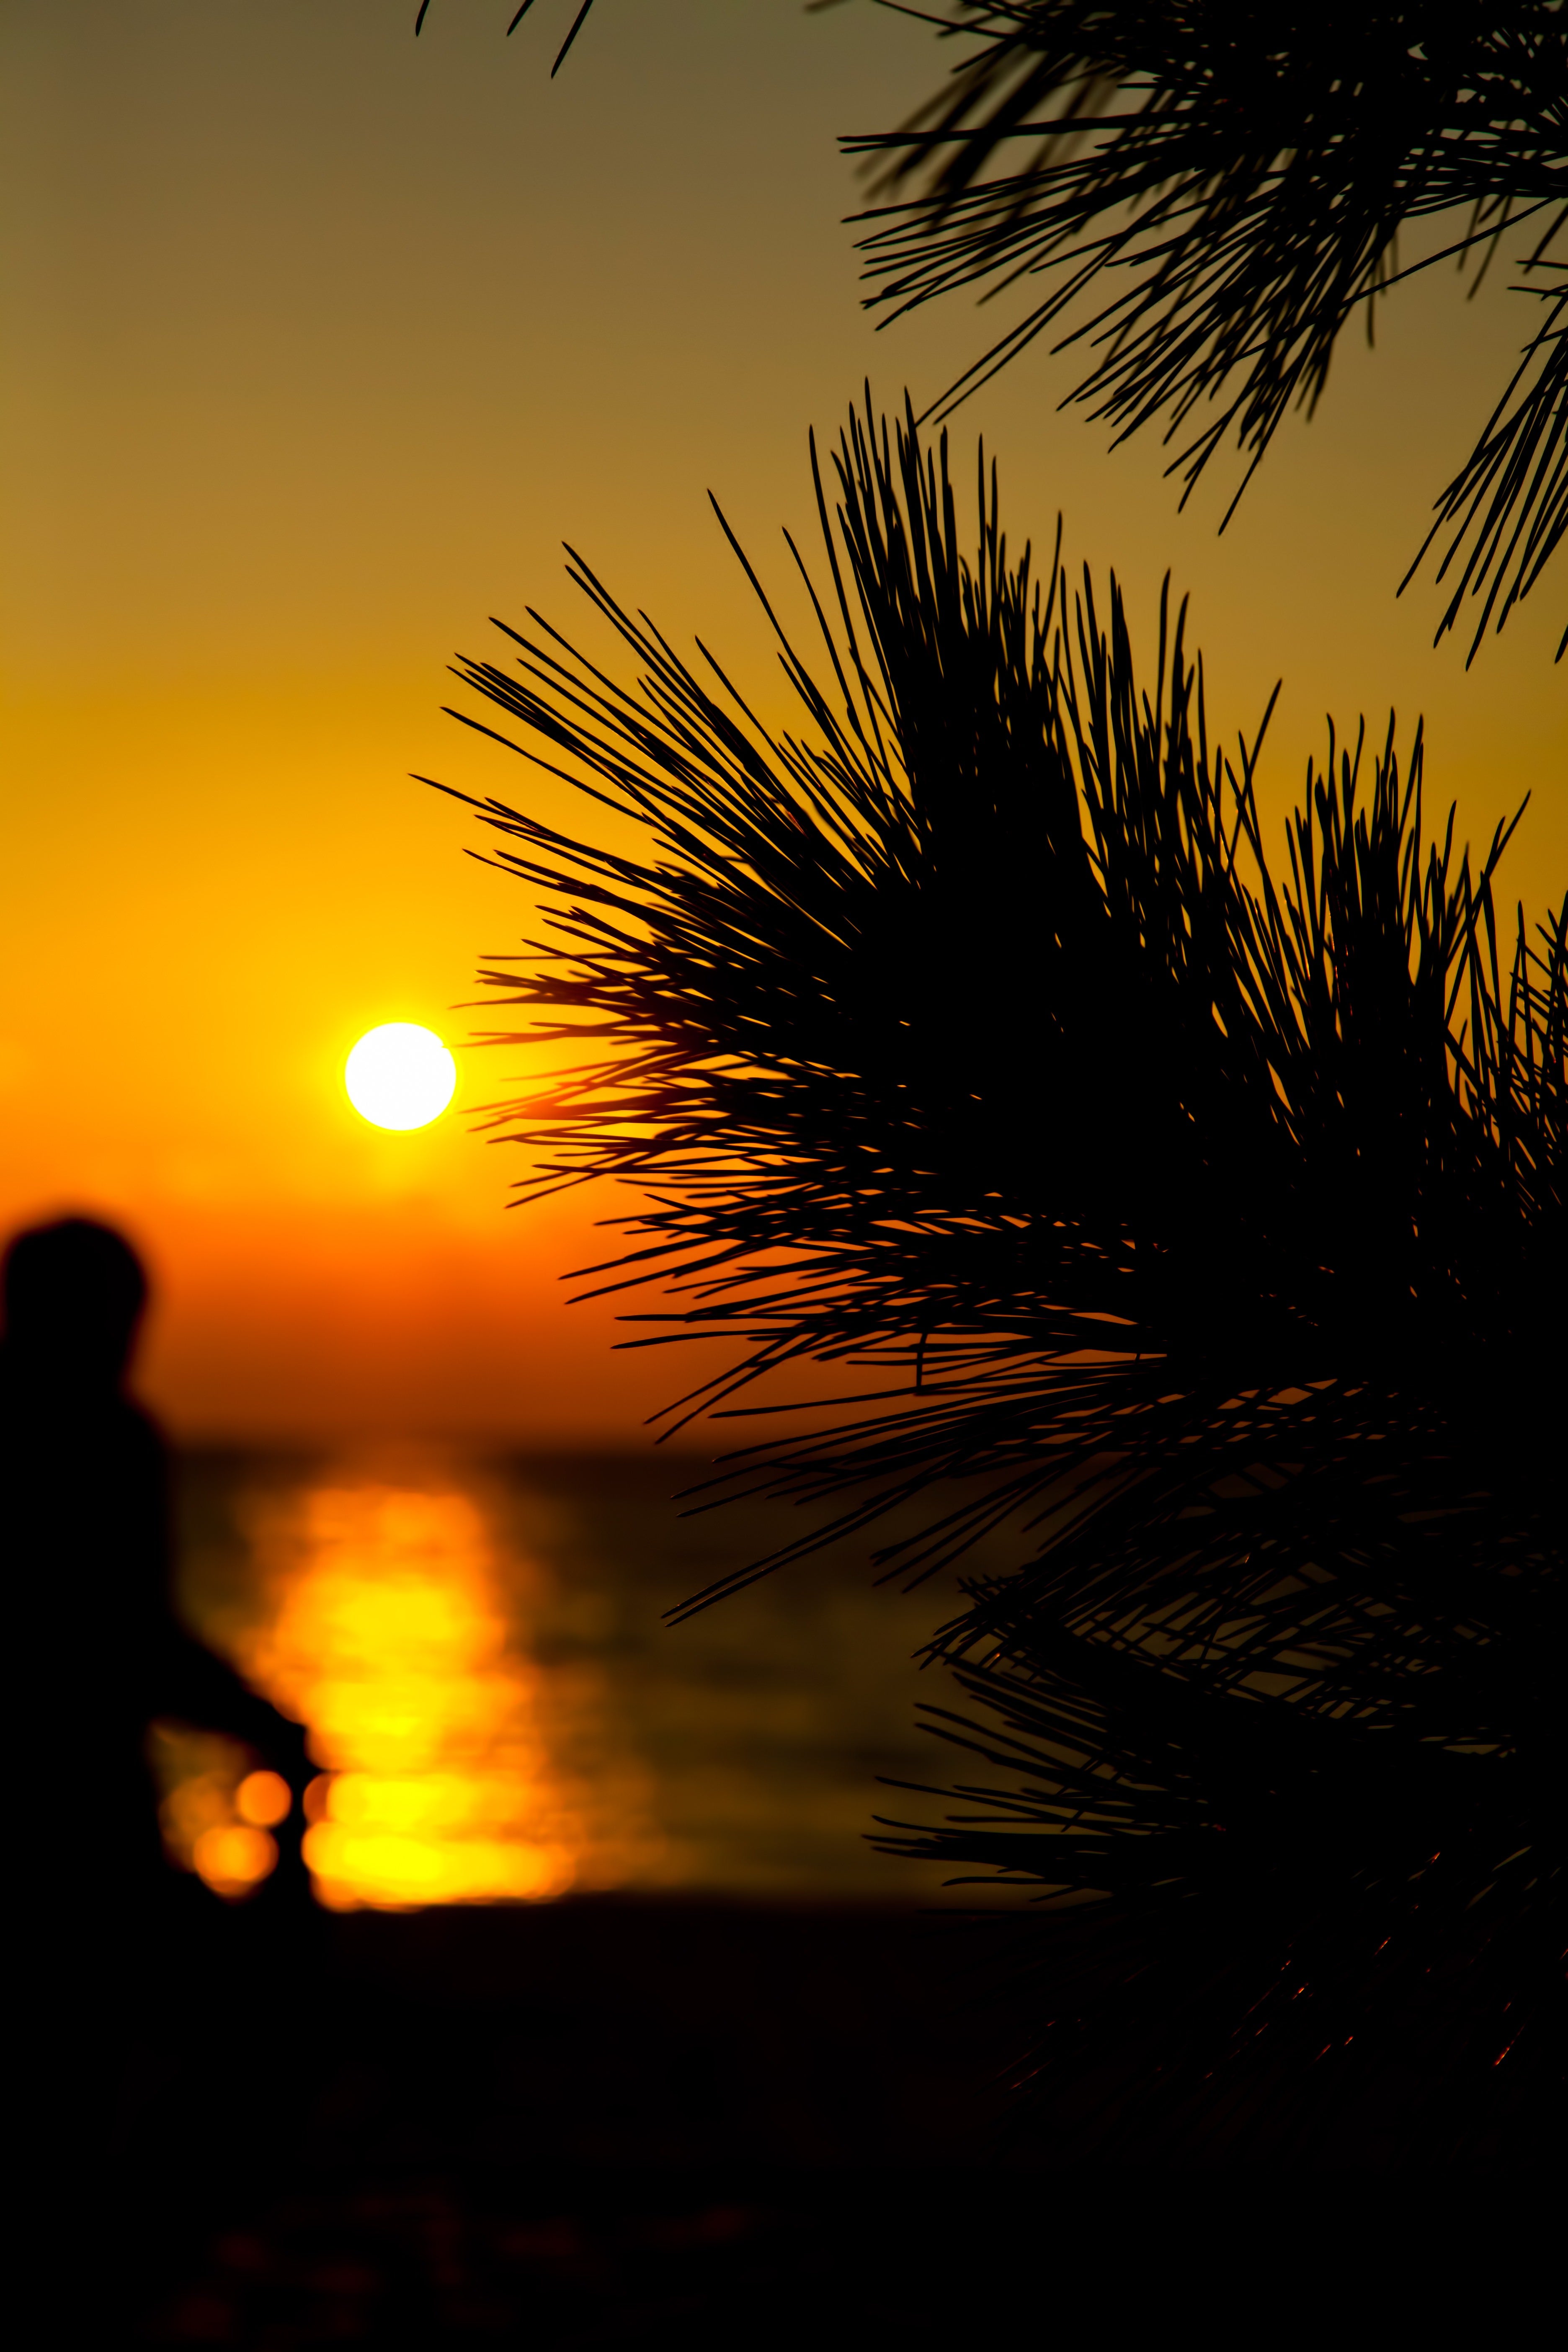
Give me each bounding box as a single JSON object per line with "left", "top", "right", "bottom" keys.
{"left": 2, "top": 0, "right": 1563, "bottom": 1442}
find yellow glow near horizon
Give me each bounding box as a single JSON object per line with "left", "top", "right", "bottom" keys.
{"left": 345, "top": 1022, "right": 456, "bottom": 1130}
{"left": 232, "top": 1481, "right": 591, "bottom": 1910}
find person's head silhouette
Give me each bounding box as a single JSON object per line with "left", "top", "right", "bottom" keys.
{"left": 1, "top": 1217, "right": 148, "bottom": 1393}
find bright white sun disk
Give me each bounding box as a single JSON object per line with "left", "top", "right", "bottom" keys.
{"left": 346, "top": 1024, "right": 456, "bottom": 1130}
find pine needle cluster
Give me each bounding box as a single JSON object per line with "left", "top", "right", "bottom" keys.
{"left": 414, "top": 3, "right": 1566, "bottom": 658}
{"left": 848, "top": 2, "right": 1568, "bottom": 660}
{"left": 432, "top": 402, "right": 1565, "bottom": 2149}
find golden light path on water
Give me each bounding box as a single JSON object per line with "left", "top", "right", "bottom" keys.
{"left": 165, "top": 1475, "right": 665, "bottom": 1911}
{"left": 152, "top": 1452, "right": 1030, "bottom": 1911}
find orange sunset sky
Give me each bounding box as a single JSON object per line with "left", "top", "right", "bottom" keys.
{"left": 2, "top": 0, "right": 1563, "bottom": 1444}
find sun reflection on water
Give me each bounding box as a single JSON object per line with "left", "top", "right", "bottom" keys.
{"left": 167, "top": 1451, "right": 1016, "bottom": 1911}
{"left": 219, "top": 1477, "right": 654, "bottom": 1911}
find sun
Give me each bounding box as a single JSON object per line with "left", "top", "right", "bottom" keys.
{"left": 345, "top": 1024, "right": 457, "bottom": 1131}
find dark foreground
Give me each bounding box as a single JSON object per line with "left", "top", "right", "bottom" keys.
{"left": 87, "top": 1890, "right": 1549, "bottom": 2343}
{"left": 124, "top": 1897, "right": 1024, "bottom": 2345}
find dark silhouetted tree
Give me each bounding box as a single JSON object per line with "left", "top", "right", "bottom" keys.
{"left": 430, "top": 401, "right": 1565, "bottom": 2152}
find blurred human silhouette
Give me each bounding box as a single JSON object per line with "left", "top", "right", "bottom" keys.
{"left": 0, "top": 1217, "right": 311, "bottom": 1923}
{"left": 1, "top": 1217, "right": 315, "bottom": 2313}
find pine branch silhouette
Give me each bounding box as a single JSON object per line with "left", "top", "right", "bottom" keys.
{"left": 414, "top": 2, "right": 1566, "bottom": 658}
{"left": 413, "top": 0, "right": 598, "bottom": 78}
{"left": 431, "top": 400, "right": 1565, "bottom": 2150}
{"left": 847, "top": 2, "right": 1568, "bottom": 660}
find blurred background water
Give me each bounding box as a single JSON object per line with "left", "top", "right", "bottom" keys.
{"left": 164, "top": 1447, "right": 1020, "bottom": 1913}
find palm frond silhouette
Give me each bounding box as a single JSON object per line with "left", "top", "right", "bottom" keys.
{"left": 848, "top": 2, "right": 1567, "bottom": 661}
{"left": 431, "top": 400, "right": 1565, "bottom": 2149}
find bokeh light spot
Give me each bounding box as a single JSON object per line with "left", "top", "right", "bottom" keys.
{"left": 345, "top": 1024, "right": 456, "bottom": 1130}
{"left": 236, "top": 1768, "right": 292, "bottom": 1827}
{"left": 149, "top": 1721, "right": 281, "bottom": 1902}
{"left": 193, "top": 1822, "right": 278, "bottom": 1897}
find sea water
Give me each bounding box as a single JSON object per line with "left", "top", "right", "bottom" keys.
{"left": 166, "top": 1446, "right": 1025, "bottom": 1911}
